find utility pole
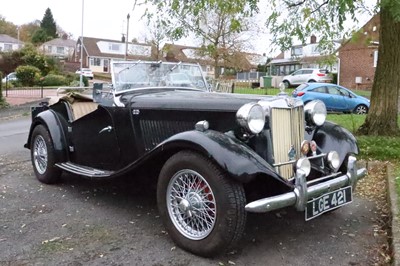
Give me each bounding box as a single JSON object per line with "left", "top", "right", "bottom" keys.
{"left": 80, "top": 0, "right": 84, "bottom": 87}
{"left": 124, "top": 13, "right": 130, "bottom": 60}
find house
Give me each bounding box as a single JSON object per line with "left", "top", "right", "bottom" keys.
{"left": 73, "top": 36, "right": 154, "bottom": 73}
{"left": 40, "top": 34, "right": 76, "bottom": 60}
{"left": 163, "top": 43, "right": 265, "bottom": 77}
{"left": 338, "top": 15, "right": 379, "bottom": 89}
{"left": 0, "top": 34, "right": 24, "bottom": 52}
{"left": 267, "top": 35, "right": 340, "bottom": 87}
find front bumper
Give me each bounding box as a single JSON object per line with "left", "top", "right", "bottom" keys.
{"left": 245, "top": 156, "right": 367, "bottom": 213}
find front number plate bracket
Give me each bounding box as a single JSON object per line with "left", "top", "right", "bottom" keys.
{"left": 305, "top": 186, "right": 352, "bottom": 221}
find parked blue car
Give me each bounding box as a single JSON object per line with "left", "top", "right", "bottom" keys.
{"left": 292, "top": 83, "right": 370, "bottom": 114}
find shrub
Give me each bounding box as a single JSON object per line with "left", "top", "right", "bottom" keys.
{"left": 15, "top": 65, "right": 41, "bottom": 87}
{"left": 41, "top": 74, "right": 68, "bottom": 86}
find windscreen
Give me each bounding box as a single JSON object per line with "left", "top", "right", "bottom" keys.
{"left": 111, "top": 61, "right": 208, "bottom": 92}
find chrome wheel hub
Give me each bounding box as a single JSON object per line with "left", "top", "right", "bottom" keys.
{"left": 33, "top": 135, "right": 48, "bottom": 175}
{"left": 166, "top": 169, "right": 217, "bottom": 240}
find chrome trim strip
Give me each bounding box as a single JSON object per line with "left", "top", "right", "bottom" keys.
{"left": 306, "top": 172, "right": 341, "bottom": 186}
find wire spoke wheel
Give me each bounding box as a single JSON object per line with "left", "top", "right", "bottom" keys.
{"left": 167, "top": 169, "right": 216, "bottom": 240}
{"left": 33, "top": 135, "right": 48, "bottom": 175}
{"left": 158, "top": 150, "right": 246, "bottom": 257}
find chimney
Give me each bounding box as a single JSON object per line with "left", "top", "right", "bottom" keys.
{"left": 62, "top": 33, "right": 68, "bottom": 40}
{"left": 310, "top": 35, "right": 317, "bottom": 44}
{"left": 121, "top": 34, "right": 126, "bottom": 43}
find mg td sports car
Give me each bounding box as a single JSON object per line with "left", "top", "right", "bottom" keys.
{"left": 25, "top": 61, "right": 366, "bottom": 257}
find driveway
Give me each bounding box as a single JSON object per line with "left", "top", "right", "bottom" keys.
{"left": 0, "top": 117, "right": 390, "bottom": 265}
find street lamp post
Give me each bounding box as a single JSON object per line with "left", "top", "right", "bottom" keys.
{"left": 124, "top": 13, "right": 130, "bottom": 60}
{"left": 80, "top": 0, "right": 84, "bottom": 87}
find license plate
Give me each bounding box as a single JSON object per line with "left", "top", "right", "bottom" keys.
{"left": 305, "top": 186, "right": 352, "bottom": 221}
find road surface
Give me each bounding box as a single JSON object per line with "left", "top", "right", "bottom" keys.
{"left": 0, "top": 116, "right": 388, "bottom": 265}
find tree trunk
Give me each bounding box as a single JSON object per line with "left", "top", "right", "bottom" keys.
{"left": 358, "top": 5, "right": 400, "bottom": 136}
{"left": 214, "top": 57, "right": 221, "bottom": 79}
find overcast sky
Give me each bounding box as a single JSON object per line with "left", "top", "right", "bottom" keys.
{"left": 1, "top": 0, "right": 376, "bottom": 55}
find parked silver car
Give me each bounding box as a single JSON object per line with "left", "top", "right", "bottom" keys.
{"left": 1, "top": 72, "right": 17, "bottom": 83}
{"left": 282, "top": 68, "right": 332, "bottom": 88}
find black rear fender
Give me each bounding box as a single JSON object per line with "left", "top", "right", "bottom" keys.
{"left": 25, "top": 109, "right": 68, "bottom": 163}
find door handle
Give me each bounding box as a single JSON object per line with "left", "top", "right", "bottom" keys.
{"left": 99, "top": 126, "right": 113, "bottom": 134}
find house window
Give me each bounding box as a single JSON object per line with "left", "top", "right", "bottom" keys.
{"left": 4, "top": 44, "right": 12, "bottom": 51}
{"left": 47, "top": 46, "right": 52, "bottom": 53}
{"left": 108, "top": 43, "right": 120, "bottom": 51}
{"left": 56, "top": 47, "right": 64, "bottom": 54}
{"left": 373, "top": 50, "right": 378, "bottom": 67}
{"left": 90, "top": 58, "right": 101, "bottom": 66}
{"left": 291, "top": 46, "right": 303, "bottom": 56}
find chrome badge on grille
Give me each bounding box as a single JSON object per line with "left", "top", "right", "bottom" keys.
{"left": 288, "top": 145, "right": 296, "bottom": 160}
{"left": 286, "top": 97, "right": 296, "bottom": 108}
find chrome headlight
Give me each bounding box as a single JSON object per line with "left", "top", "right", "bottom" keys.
{"left": 296, "top": 158, "right": 311, "bottom": 176}
{"left": 236, "top": 103, "right": 265, "bottom": 134}
{"left": 304, "top": 100, "right": 327, "bottom": 126}
{"left": 327, "top": 151, "right": 340, "bottom": 171}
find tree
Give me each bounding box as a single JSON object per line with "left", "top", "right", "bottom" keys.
{"left": 19, "top": 20, "right": 41, "bottom": 42}
{"left": 40, "top": 8, "right": 57, "bottom": 39}
{"left": 266, "top": 0, "right": 399, "bottom": 136}
{"left": 357, "top": 1, "right": 400, "bottom": 136}
{"left": 31, "top": 28, "right": 48, "bottom": 45}
{"left": 0, "top": 15, "right": 17, "bottom": 37}
{"left": 149, "top": 0, "right": 399, "bottom": 136}
{"left": 144, "top": 0, "right": 258, "bottom": 78}
{"left": 143, "top": 17, "right": 169, "bottom": 60}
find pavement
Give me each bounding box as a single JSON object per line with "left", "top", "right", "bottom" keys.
{"left": 387, "top": 164, "right": 400, "bottom": 265}
{"left": 1, "top": 94, "right": 400, "bottom": 265}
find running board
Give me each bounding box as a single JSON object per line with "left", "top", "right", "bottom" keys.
{"left": 56, "top": 162, "right": 114, "bottom": 178}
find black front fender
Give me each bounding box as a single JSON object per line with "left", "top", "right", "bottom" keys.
{"left": 25, "top": 110, "right": 68, "bottom": 163}
{"left": 153, "top": 130, "right": 285, "bottom": 184}
{"left": 313, "top": 121, "right": 359, "bottom": 165}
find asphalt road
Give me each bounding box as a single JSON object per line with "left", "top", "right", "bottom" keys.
{"left": 0, "top": 116, "right": 388, "bottom": 265}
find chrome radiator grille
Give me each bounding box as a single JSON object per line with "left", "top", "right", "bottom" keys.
{"left": 270, "top": 106, "right": 305, "bottom": 179}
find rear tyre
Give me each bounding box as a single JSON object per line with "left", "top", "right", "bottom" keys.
{"left": 157, "top": 150, "right": 246, "bottom": 257}
{"left": 30, "top": 125, "right": 62, "bottom": 184}
{"left": 282, "top": 80, "right": 290, "bottom": 88}
{"left": 354, "top": 104, "right": 368, "bottom": 114}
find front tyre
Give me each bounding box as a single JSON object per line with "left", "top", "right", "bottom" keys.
{"left": 157, "top": 150, "right": 246, "bottom": 257}
{"left": 354, "top": 104, "right": 368, "bottom": 114}
{"left": 30, "top": 125, "right": 62, "bottom": 184}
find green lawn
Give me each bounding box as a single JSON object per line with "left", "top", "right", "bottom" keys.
{"left": 327, "top": 114, "right": 400, "bottom": 161}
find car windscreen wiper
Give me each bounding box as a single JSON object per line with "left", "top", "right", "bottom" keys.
{"left": 117, "top": 60, "right": 142, "bottom": 75}
{"left": 169, "top": 61, "right": 182, "bottom": 72}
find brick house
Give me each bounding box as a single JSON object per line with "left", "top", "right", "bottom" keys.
{"left": 338, "top": 15, "right": 380, "bottom": 89}
{"left": 163, "top": 43, "right": 264, "bottom": 77}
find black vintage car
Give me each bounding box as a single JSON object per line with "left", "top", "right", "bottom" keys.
{"left": 25, "top": 61, "right": 366, "bottom": 257}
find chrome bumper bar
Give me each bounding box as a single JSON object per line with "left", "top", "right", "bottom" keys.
{"left": 245, "top": 156, "right": 367, "bottom": 213}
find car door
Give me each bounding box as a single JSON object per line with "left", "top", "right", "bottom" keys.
{"left": 70, "top": 106, "right": 121, "bottom": 170}
{"left": 307, "top": 85, "right": 330, "bottom": 103}
{"left": 288, "top": 70, "right": 303, "bottom": 85}
{"left": 325, "top": 86, "right": 347, "bottom": 111}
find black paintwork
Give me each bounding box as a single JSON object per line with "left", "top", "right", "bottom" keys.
{"left": 25, "top": 88, "right": 358, "bottom": 188}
